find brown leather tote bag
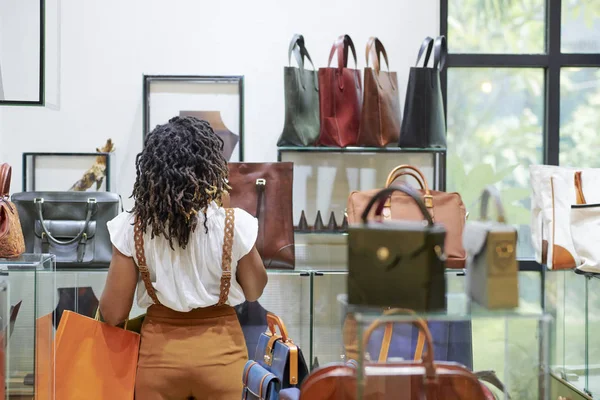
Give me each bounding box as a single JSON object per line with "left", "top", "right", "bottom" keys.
{"left": 357, "top": 37, "right": 401, "bottom": 147}
{"left": 228, "top": 162, "right": 295, "bottom": 269}
{"left": 347, "top": 165, "right": 466, "bottom": 268}
{"left": 0, "top": 164, "right": 25, "bottom": 258}
{"left": 317, "top": 34, "right": 362, "bottom": 147}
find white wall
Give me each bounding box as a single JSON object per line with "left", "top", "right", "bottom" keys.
{"left": 0, "top": 0, "right": 439, "bottom": 207}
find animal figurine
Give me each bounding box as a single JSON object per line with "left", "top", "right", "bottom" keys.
{"left": 69, "top": 139, "right": 115, "bottom": 191}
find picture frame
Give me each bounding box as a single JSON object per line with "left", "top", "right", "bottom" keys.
{"left": 143, "top": 75, "right": 244, "bottom": 162}
{"left": 0, "top": 0, "right": 45, "bottom": 105}
{"left": 22, "top": 152, "right": 112, "bottom": 192}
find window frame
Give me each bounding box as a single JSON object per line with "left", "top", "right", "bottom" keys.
{"left": 440, "top": 0, "right": 600, "bottom": 167}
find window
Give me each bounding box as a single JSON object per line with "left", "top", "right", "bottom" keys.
{"left": 441, "top": 0, "right": 600, "bottom": 260}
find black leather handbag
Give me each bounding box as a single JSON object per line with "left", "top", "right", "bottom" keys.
{"left": 348, "top": 184, "right": 447, "bottom": 310}
{"left": 277, "top": 34, "right": 320, "bottom": 147}
{"left": 399, "top": 36, "right": 447, "bottom": 148}
{"left": 12, "top": 192, "right": 121, "bottom": 268}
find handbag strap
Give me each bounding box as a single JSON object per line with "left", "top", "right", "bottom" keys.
{"left": 0, "top": 164, "right": 11, "bottom": 198}
{"left": 217, "top": 208, "right": 235, "bottom": 306}
{"left": 416, "top": 37, "right": 435, "bottom": 67}
{"left": 480, "top": 185, "right": 507, "bottom": 223}
{"left": 365, "top": 37, "right": 396, "bottom": 90}
{"left": 134, "top": 219, "right": 161, "bottom": 305}
{"left": 328, "top": 34, "right": 360, "bottom": 91}
{"left": 134, "top": 208, "right": 235, "bottom": 307}
{"left": 35, "top": 197, "right": 96, "bottom": 246}
{"left": 574, "top": 171, "right": 586, "bottom": 205}
{"left": 433, "top": 36, "right": 447, "bottom": 71}
{"left": 287, "top": 34, "right": 319, "bottom": 91}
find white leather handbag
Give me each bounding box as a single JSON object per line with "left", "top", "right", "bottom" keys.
{"left": 571, "top": 171, "right": 600, "bottom": 273}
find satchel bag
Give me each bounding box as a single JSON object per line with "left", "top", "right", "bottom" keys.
{"left": 228, "top": 162, "right": 295, "bottom": 269}
{"left": 464, "top": 186, "right": 518, "bottom": 309}
{"left": 277, "top": 34, "right": 320, "bottom": 147}
{"left": 347, "top": 164, "right": 467, "bottom": 268}
{"left": 242, "top": 361, "right": 281, "bottom": 400}
{"left": 348, "top": 184, "right": 447, "bottom": 310}
{"left": 357, "top": 37, "right": 401, "bottom": 147}
{"left": 12, "top": 191, "right": 121, "bottom": 267}
{"left": 255, "top": 312, "right": 309, "bottom": 389}
{"left": 317, "top": 34, "right": 362, "bottom": 147}
{"left": 0, "top": 164, "right": 25, "bottom": 258}
{"left": 399, "top": 36, "right": 447, "bottom": 148}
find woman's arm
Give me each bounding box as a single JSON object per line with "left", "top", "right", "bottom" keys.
{"left": 236, "top": 246, "right": 268, "bottom": 302}
{"left": 99, "top": 246, "right": 138, "bottom": 326}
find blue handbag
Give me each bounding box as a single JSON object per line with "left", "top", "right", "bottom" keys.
{"left": 255, "top": 313, "right": 309, "bottom": 389}
{"left": 242, "top": 360, "right": 280, "bottom": 400}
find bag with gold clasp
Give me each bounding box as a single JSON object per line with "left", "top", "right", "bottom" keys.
{"left": 0, "top": 164, "right": 25, "bottom": 258}
{"left": 463, "top": 186, "right": 518, "bottom": 309}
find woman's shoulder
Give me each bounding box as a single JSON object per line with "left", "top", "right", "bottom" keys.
{"left": 107, "top": 211, "right": 135, "bottom": 231}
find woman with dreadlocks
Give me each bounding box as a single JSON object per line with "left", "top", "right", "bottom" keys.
{"left": 99, "top": 116, "right": 267, "bottom": 399}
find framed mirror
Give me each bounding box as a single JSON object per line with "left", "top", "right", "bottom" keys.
{"left": 0, "top": 0, "right": 45, "bottom": 105}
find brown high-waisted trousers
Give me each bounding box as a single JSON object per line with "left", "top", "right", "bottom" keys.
{"left": 135, "top": 304, "right": 248, "bottom": 400}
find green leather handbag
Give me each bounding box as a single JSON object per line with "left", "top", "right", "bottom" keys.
{"left": 277, "top": 34, "right": 320, "bottom": 147}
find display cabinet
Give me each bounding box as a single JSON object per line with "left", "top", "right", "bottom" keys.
{"left": 0, "top": 254, "right": 56, "bottom": 399}
{"left": 546, "top": 269, "right": 600, "bottom": 398}
{"left": 351, "top": 298, "right": 550, "bottom": 400}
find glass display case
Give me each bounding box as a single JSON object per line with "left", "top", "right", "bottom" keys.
{"left": 352, "top": 299, "right": 551, "bottom": 399}
{"left": 546, "top": 269, "right": 600, "bottom": 398}
{"left": 0, "top": 254, "right": 56, "bottom": 399}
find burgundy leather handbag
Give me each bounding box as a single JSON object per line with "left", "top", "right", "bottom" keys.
{"left": 317, "top": 34, "right": 362, "bottom": 147}
{"left": 228, "top": 162, "right": 295, "bottom": 269}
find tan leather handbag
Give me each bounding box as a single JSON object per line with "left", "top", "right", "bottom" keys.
{"left": 0, "top": 164, "right": 25, "bottom": 258}
{"left": 347, "top": 165, "right": 466, "bottom": 268}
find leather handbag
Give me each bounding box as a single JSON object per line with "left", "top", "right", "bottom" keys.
{"left": 12, "top": 191, "right": 121, "bottom": 267}
{"left": 242, "top": 360, "right": 280, "bottom": 400}
{"left": 277, "top": 34, "right": 320, "bottom": 147}
{"left": 300, "top": 317, "right": 487, "bottom": 399}
{"left": 228, "top": 162, "right": 295, "bottom": 269}
{"left": 348, "top": 184, "right": 447, "bottom": 310}
{"left": 317, "top": 34, "right": 362, "bottom": 147}
{"left": 255, "top": 312, "right": 309, "bottom": 390}
{"left": 464, "top": 186, "right": 518, "bottom": 309}
{"left": 399, "top": 36, "right": 447, "bottom": 148}
{"left": 347, "top": 164, "right": 467, "bottom": 268}
{"left": 357, "top": 37, "right": 401, "bottom": 147}
{"left": 0, "top": 164, "right": 25, "bottom": 258}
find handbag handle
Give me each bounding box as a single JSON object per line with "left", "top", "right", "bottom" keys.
{"left": 361, "top": 184, "right": 434, "bottom": 226}
{"left": 479, "top": 186, "right": 507, "bottom": 223}
{"left": 35, "top": 197, "right": 96, "bottom": 245}
{"left": 288, "top": 34, "right": 319, "bottom": 91}
{"left": 0, "top": 164, "right": 11, "bottom": 198}
{"left": 362, "top": 311, "right": 436, "bottom": 380}
{"left": 362, "top": 308, "right": 426, "bottom": 363}
{"left": 385, "top": 165, "right": 430, "bottom": 193}
{"left": 385, "top": 171, "right": 425, "bottom": 190}
{"left": 574, "top": 171, "right": 586, "bottom": 205}
{"left": 416, "top": 37, "right": 434, "bottom": 67}
{"left": 328, "top": 34, "right": 360, "bottom": 91}
{"left": 365, "top": 37, "right": 396, "bottom": 90}
{"left": 266, "top": 312, "right": 290, "bottom": 343}
{"left": 433, "top": 36, "right": 447, "bottom": 71}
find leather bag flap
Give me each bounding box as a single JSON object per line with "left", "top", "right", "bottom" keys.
{"left": 463, "top": 221, "right": 516, "bottom": 258}
{"left": 34, "top": 220, "right": 96, "bottom": 240}
{"left": 243, "top": 361, "right": 280, "bottom": 399}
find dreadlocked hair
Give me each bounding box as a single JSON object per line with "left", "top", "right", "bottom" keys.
{"left": 131, "top": 116, "right": 230, "bottom": 250}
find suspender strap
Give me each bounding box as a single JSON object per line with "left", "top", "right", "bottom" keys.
{"left": 134, "top": 219, "right": 161, "bottom": 305}
{"left": 218, "top": 208, "right": 235, "bottom": 306}
{"left": 134, "top": 208, "right": 235, "bottom": 307}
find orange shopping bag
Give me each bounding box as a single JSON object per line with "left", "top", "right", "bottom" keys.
{"left": 54, "top": 310, "right": 140, "bottom": 399}
{"left": 35, "top": 313, "right": 55, "bottom": 400}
